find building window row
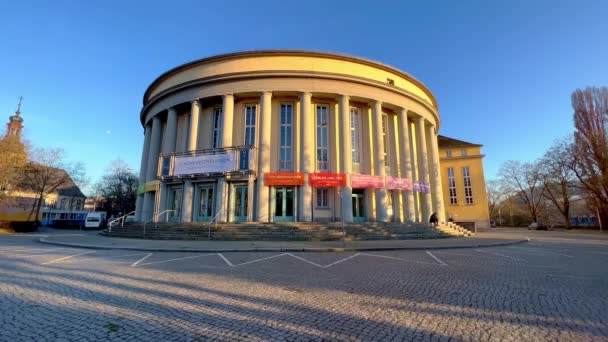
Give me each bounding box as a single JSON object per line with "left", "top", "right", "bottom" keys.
{"left": 316, "top": 104, "right": 329, "bottom": 171}
{"left": 212, "top": 108, "right": 222, "bottom": 148}
{"left": 463, "top": 166, "right": 474, "bottom": 204}
{"left": 350, "top": 108, "right": 360, "bottom": 164}
{"left": 279, "top": 103, "right": 293, "bottom": 170}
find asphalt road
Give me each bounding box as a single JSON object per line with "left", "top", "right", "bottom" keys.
{"left": 1, "top": 230, "right": 607, "bottom": 341}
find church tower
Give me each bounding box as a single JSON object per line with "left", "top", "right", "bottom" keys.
{"left": 6, "top": 96, "right": 24, "bottom": 138}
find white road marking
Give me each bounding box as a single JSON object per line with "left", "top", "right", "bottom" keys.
{"left": 474, "top": 249, "right": 525, "bottom": 261}
{"left": 322, "top": 253, "right": 361, "bottom": 268}
{"left": 220, "top": 253, "right": 289, "bottom": 267}
{"left": 56, "top": 253, "right": 148, "bottom": 264}
{"left": 286, "top": 253, "right": 325, "bottom": 268}
{"left": 131, "top": 253, "right": 153, "bottom": 267}
{"left": 136, "top": 254, "right": 215, "bottom": 267}
{"left": 507, "top": 246, "right": 574, "bottom": 258}
{"left": 359, "top": 252, "right": 447, "bottom": 266}
{"left": 42, "top": 251, "right": 95, "bottom": 265}
{"left": 426, "top": 251, "right": 447, "bottom": 266}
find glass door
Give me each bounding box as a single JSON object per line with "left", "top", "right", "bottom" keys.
{"left": 168, "top": 187, "right": 182, "bottom": 221}
{"left": 232, "top": 184, "right": 248, "bottom": 222}
{"left": 273, "top": 187, "right": 295, "bottom": 222}
{"left": 195, "top": 184, "right": 215, "bottom": 222}
{"left": 352, "top": 190, "right": 366, "bottom": 222}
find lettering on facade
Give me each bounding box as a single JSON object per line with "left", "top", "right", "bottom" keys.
{"left": 173, "top": 154, "right": 235, "bottom": 176}
{"left": 264, "top": 172, "right": 305, "bottom": 186}
{"left": 309, "top": 173, "right": 346, "bottom": 187}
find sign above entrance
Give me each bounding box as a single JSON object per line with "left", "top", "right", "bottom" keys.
{"left": 309, "top": 173, "right": 346, "bottom": 187}
{"left": 351, "top": 174, "right": 384, "bottom": 189}
{"left": 386, "top": 176, "right": 412, "bottom": 191}
{"left": 173, "top": 153, "right": 235, "bottom": 176}
{"left": 264, "top": 172, "right": 305, "bottom": 186}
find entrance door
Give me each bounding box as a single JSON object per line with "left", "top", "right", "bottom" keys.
{"left": 232, "top": 184, "right": 248, "bottom": 222}
{"left": 195, "top": 184, "right": 215, "bottom": 222}
{"left": 352, "top": 190, "right": 366, "bottom": 222}
{"left": 273, "top": 187, "right": 295, "bottom": 222}
{"left": 168, "top": 187, "right": 182, "bottom": 221}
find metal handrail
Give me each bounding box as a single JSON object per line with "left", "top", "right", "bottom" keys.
{"left": 207, "top": 209, "right": 226, "bottom": 239}
{"left": 143, "top": 210, "right": 175, "bottom": 238}
{"left": 108, "top": 211, "right": 135, "bottom": 232}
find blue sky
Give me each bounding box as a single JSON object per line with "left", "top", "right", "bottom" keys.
{"left": 1, "top": 0, "right": 606, "bottom": 194}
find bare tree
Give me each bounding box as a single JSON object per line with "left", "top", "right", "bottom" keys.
{"left": 486, "top": 179, "right": 508, "bottom": 224}
{"left": 498, "top": 160, "right": 545, "bottom": 223}
{"left": 0, "top": 135, "right": 28, "bottom": 203}
{"left": 94, "top": 159, "right": 138, "bottom": 216}
{"left": 539, "top": 137, "right": 580, "bottom": 229}
{"left": 571, "top": 86, "right": 608, "bottom": 225}
{"left": 20, "top": 148, "right": 86, "bottom": 221}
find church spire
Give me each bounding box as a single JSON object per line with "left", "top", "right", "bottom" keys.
{"left": 5, "top": 96, "right": 24, "bottom": 139}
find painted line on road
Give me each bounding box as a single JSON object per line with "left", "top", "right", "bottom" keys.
{"left": 426, "top": 251, "right": 447, "bottom": 266}
{"left": 56, "top": 253, "right": 149, "bottom": 264}
{"left": 474, "top": 249, "right": 526, "bottom": 261}
{"left": 286, "top": 253, "right": 325, "bottom": 267}
{"left": 359, "top": 252, "right": 447, "bottom": 266}
{"left": 131, "top": 253, "right": 153, "bottom": 267}
{"left": 322, "top": 253, "right": 362, "bottom": 268}
{"left": 42, "top": 251, "right": 95, "bottom": 265}
{"left": 137, "top": 254, "right": 215, "bottom": 267}
{"left": 220, "top": 253, "right": 290, "bottom": 267}
{"left": 507, "top": 246, "right": 574, "bottom": 258}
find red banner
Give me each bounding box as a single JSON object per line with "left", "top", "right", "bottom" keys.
{"left": 351, "top": 174, "right": 384, "bottom": 189}
{"left": 309, "top": 173, "right": 346, "bottom": 187}
{"left": 264, "top": 172, "right": 305, "bottom": 186}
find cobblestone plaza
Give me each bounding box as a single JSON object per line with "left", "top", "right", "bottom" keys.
{"left": 1, "top": 231, "right": 607, "bottom": 341}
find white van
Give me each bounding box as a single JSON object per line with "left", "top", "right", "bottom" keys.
{"left": 85, "top": 212, "right": 106, "bottom": 229}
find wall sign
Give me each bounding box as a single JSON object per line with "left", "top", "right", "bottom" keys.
{"left": 309, "top": 173, "right": 346, "bottom": 187}
{"left": 264, "top": 172, "right": 305, "bottom": 186}
{"left": 351, "top": 174, "right": 384, "bottom": 189}
{"left": 386, "top": 176, "right": 412, "bottom": 191}
{"left": 173, "top": 153, "right": 234, "bottom": 176}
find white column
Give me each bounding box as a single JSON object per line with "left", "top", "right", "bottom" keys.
{"left": 188, "top": 100, "right": 200, "bottom": 151}
{"left": 159, "top": 107, "right": 178, "bottom": 218}
{"left": 372, "top": 101, "right": 388, "bottom": 222}
{"left": 214, "top": 94, "right": 234, "bottom": 223}
{"left": 256, "top": 92, "right": 272, "bottom": 222}
{"left": 339, "top": 95, "right": 353, "bottom": 222}
{"left": 428, "top": 125, "right": 446, "bottom": 223}
{"left": 415, "top": 116, "right": 433, "bottom": 223}
{"left": 181, "top": 181, "right": 193, "bottom": 222}
{"left": 221, "top": 94, "right": 234, "bottom": 147}
{"left": 142, "top": 116, "right": 162, "bottom": 222}
{"left": 135, "top": 125, "right": 151, "bottom": 220}
{"left": 300, "top": 92, "right": 313, "bottom": 222}
{"left": 398, "top": 109, "right": 415, "bottom": 222}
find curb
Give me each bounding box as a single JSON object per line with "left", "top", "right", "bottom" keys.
{"left": 38, "top": 237, "right": 529, "bottom": 253}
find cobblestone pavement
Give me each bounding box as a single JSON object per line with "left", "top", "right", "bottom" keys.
{"left": 1, "top": 232, "right": 607, "bottom": 341}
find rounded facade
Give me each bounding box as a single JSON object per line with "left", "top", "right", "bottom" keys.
{"left": 135, "top": 50, "right": 445, "bottom": 224}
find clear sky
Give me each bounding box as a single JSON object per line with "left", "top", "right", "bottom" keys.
{"left": 1, "top": 0, "right": 606, "bottom": 194}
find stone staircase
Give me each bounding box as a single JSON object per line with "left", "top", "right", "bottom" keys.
{"left": 436, "top": 222, "right": 474, "bottom": 237}
{"left": 101, "top": 221, "right": 465, "bottom": 241}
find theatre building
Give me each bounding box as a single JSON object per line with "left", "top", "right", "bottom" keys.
{"left": 135, "top": 50, "right": 448, "bottom": 224}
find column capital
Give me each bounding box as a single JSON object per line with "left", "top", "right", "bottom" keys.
{"left": 223, "top": 93, "right": 234, "bottom": 99}
{"left": 261, "top": 91, "right": 272, "bottom": 97}
{"left": 339, "top": 94, "right": 350, "bottom": 100}
{"left": 301, "top": 92, "right": 312, "bottom": 98}
{"left": 399, "top": 107, "right": 408, "bottom": 116}
{"left": 167, "top": 107, "right": 177, "bottom": 114}
{"left": 191, "top": 99, "right": 200, "bottom": 106}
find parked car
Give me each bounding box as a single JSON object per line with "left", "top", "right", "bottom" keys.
{"left": 528, "top": 222, "right": 548, "bottom": 230}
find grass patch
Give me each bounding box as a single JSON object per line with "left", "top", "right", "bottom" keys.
{"left": 105, "top": 323, "right": 121, "bottom": 332}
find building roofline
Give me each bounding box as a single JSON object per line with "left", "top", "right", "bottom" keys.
{"left": 142, "top": 49, "right": 438, "bottom": 110}
{"left": 438, "top": 135, "right": 483, "bottom": 148}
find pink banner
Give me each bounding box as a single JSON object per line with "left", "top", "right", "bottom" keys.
{"left": 386, "top": 177, "right": 412, "bottom": 191}
{"left": 351, "top": 174, "right": 384, "bottom": 189}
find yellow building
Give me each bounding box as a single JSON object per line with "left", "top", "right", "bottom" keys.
{"left": 438, "top": 135, "right": 490, "bottom": 229}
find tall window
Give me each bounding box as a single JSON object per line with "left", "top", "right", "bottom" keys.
{"left": 244, "top": 105, "right": 256, "bottom": 146}
{"left": 447, "top": 167, "right": 457, "bottom": 205}
{"left": 382, "top": 115, "right": 389, "bottom": 166}
{"left": 240, "top": 105, "right": 256, "bottom": 170}
{"left": 350, "top": 108, "right": 360, "bottom": 164}
{"left": 446, "top": 150, "right": 452, "bottom": 157}
{"left": 316, "top": 104, "right": 329, "bottom": 171}
{"left": 463, "top": 167, "right": 473, "bottom": 204}
{"left": 212, "top": 108, "right": 222, "bottom": 148}
{"left": 279, "top": 103, "right": 293, "bottom": 170}
{"left": 461, "top": 149, "right": 468, "bottom": 156}
{"left": 316, "top": 188, "right": 329, "bottom": 208}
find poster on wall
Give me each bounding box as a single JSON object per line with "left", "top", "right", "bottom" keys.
{"left": 351, "top": 174, "right": 384, "bottom": 189}
{"left": 309, "top": 173, "right": 346, "bottom": 187}
{"left": 386, "top": 176, "right": 412, "bottom": 191}
{"left": 173, "top": 153, "right": 235, "bottom": 176}
{"left": 412, "top": 180, "right": 430, "bottom": 193}
{"left": 264, "top": 172, "right": 305, "bottom": 186}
